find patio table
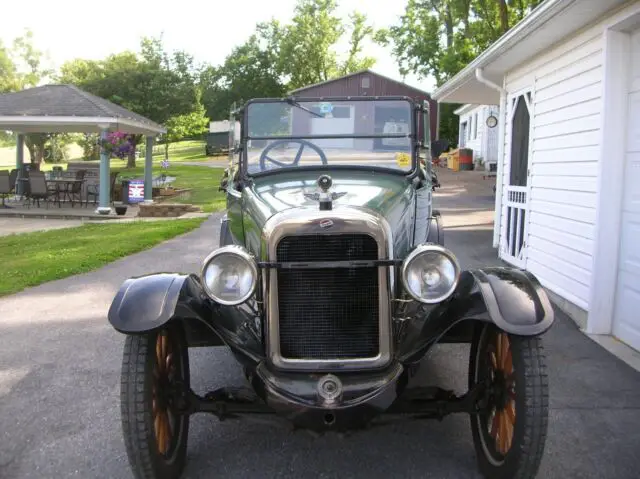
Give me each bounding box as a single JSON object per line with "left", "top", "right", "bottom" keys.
{"left": 47, "top": 178, "right": 86, "bottom": 207}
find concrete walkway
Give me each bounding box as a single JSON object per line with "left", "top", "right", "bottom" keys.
{"left": 0, "top": 171, "right": 639, "bottom": 478}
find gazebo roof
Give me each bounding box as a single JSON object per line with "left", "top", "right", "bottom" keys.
{"left": 0, "top": 84, "right": 166, "bottom": 135}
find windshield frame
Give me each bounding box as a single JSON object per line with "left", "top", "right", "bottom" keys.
{"left": 239, "top": 96, "right": 421, "bottom": 179}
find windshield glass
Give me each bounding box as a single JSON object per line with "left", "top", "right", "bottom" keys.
{"left": 244, "top": 98, "right": 414, "bottom": 174}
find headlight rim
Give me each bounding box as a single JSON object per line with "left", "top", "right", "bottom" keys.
{"left": 200, "top": 245, "right": 258, "bottom": 306}
{"left": 401, "top": 243, "right": 461, "bottom": 304}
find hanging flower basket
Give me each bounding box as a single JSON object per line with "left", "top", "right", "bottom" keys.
{"left": 99, "top": 132, "right": 135, "bottom": 159}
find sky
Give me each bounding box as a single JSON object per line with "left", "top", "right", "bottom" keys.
{"left": 0, "top": 0, "right": 436, "bottom": 93}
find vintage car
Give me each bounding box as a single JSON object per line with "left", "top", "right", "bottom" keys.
{"left": 108, "top": 96, "right": 554, "bottom": 479}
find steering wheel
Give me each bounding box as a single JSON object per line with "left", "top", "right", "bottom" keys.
{"left": 259, "top": 139, "right": 328, "bottom": 171}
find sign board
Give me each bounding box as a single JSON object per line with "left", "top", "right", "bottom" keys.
{"left": 319, "top": 102, "right": 333, "bottom": 114}
{"left": 128, "top": 180, "right": 145, "bottom": 203}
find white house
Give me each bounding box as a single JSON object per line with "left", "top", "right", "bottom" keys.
{"left": 455, "top": 103, "right": 500, "bottom": 170}
{"left": 432, "top": 0, "right": 640, "bottom": 353}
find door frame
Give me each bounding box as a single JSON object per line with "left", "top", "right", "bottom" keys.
{"left": 499, "top": 86, "right": 534, "bottom": 268}
{"left": 586, "top": 10, "right": 639, "bottom": 335}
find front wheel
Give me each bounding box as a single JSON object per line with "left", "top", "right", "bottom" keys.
{"left": 469, "top": 324, "right": 549, "bottom": 479}
{"left": 120, "top": 325, "right": 190, "bottom": 479}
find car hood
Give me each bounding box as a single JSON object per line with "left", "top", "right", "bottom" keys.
{"left": 242, "top": 170, "right": 416, "bottom": 256}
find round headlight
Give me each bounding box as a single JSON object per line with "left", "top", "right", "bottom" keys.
{"left": 200, "top": 245, "right": 258, "bottom": 305}
{"left": 401, "top": 245, "right": 460, "bottom": 303}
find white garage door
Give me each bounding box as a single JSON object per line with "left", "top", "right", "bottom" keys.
{"left": 613, "top": 28, "right": 640, "bottom": 351}
{"left": 310, "top": 106, "right": 355, "bottom": 149}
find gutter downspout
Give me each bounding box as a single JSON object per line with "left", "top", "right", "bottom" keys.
{"left": 475, "top": 67, "right": 507, "bottom": 249}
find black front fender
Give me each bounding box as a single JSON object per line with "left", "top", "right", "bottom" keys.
{"left": 397, "top": 267, "right": 554, "bottom": 363}
{"left": 461, "top": 267, "right": 555, "bottom": 335}
{"left": 107, "top": 273, "right": 212, "bottom": 334}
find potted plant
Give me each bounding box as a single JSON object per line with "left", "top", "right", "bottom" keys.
{"left": 113, "top": 201, "right": 128, "bottom": 216}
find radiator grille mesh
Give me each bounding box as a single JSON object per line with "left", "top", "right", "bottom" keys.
{"left": 276, "top": 234, "right": 380, "bottom": 360}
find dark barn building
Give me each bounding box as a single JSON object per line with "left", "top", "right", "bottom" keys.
{"left": 290, "top": 69, "right": 439, "bottom": 142}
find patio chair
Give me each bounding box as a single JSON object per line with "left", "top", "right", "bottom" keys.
{"left": 27, "top": 171, "right": 57, "bottom": 209}
{"left": 87, "top": 171, "right": 119, "bottom": 206}
{"left": 0, "top": 171, "right": 11, "bottom": 208}
{"left": 66, "top": 169, "right": 86, "bottom": 207}
{"left": 8, "top": 169, "right": 18, "bottom": 194}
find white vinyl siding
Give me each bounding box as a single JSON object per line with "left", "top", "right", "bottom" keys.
{"left": 500, "top": 29, "right": 606, "bottom": 310}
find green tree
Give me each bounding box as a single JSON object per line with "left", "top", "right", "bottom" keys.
{"left": 0, "top": 30, "right": 54, "bottom": 169}
{"left": 378, "top": 0, "right": 542, "bottom": 145}
{"left": 200, "top": 0, "right": 378, "bottom": 120}
{"left": 163, "top": 98, "right": 209, "bottom": 160}
{"left": 57, "top": 37, "right": 200, "bottom": 167}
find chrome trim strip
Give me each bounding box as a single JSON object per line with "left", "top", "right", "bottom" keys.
{"left": 262, "top": 206, "right": 394, "bottom": 371}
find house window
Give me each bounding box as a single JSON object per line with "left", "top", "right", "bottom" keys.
{"left": 474, "top": 113, "right": 478, "bottom": 139}
{"left": 361, "top": 76, "right": 370, "bottom": 88}
{"left": 460, "top": 121, "right": 468, "bottom": 147}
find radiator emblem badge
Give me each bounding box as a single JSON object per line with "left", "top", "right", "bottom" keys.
{"left": 319, "top": 219, "right": 334, "bottom": 229}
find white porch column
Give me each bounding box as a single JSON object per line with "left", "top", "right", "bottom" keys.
{"left": 493, "top": 90, "right": 507, "bottom": 248}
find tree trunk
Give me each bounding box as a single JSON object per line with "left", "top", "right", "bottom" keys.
{"left": 445, "top": 3, "right": 454, "bottom": 48}
{"left": 498, "top": 0, "right": 509, "bottom": 33}
{"left": 126, "top": 135, "right": 142, "bottom": 168}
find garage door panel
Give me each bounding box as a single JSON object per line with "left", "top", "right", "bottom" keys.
{"left": 613, "top": 271, "right": 640, "bottom": 351}
{"left": 627, "top": 92, "right": 640, "bottom": 152}
{"left": 618, "top": 212, "right": 640, "bottom": 277}
{"left": 630, "top": 29, "right": 640, "bottom": 92}
{"left": 623, "top": 152, "right": 640, "bottom": 212}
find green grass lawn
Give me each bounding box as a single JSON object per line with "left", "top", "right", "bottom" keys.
{"left": 0, "top": 218, "right": 206, "bottom": 297}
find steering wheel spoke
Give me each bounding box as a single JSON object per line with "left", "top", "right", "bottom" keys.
{"left": 258, "top": 139, "right": 328, "bottom": 171}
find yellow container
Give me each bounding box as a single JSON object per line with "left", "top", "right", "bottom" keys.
{"left": 448, "top": 149, "right": 460, "bottom": 171}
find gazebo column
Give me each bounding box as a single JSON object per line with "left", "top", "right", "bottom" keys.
{"left": 15, "top": 134, "right": 25, "bottom": 196}
{"left": 97, "top": 128, "right": 112, "bottom": 215}
{"left": 144, "top": 136, "right": 154, "bottom": 202}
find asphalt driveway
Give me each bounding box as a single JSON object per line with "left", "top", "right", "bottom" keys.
{"left": 1, "top": 170, "right": 640, "bottom": 478}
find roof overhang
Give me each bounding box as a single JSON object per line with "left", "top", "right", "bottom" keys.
{"left": 453, "top": 104, "right": 482, "bottom": 116}
{"left": 432, "top": 0, "right": 632, "bottom": 104}
{"left": 0, "top": 116, "right": 166, "bottom": 135}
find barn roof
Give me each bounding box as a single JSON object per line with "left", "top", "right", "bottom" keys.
{"left": 289, "top": 69, "right": 432, "bottom": 97}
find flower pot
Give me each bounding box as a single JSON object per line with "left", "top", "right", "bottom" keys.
{"left": 115, "top": 205, "right": 128, "bottom": 216}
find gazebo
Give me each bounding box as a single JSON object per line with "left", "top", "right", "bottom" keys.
{"left": 0, "top": 84, "right": 166, "bottom": 214}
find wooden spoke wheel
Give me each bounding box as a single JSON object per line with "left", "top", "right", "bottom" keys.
{"left": 120, "top": 326, "right": 190, "bottom": 479}
{"left": 469, "top": 323, "right": 549, "bottom": 479}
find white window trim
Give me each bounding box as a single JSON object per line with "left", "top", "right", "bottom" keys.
{"left": 587, "top": 12, "right": 639, "bottom": 334}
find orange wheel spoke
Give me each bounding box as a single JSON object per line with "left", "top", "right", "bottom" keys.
{"left": 162, "top": 410, "right": 170, "bottom": 454}
{"left": 154, "top": 413, "right": 161, "bottom": 443}
{"left": 504, "top": 352, "right": 513, "bottom": 374}
{"left": 166, "top": 353, "right": 173, "bottom": 372}
{"left": 502, "top": 336, "right": 511, "bottom": 370}
{"left": 506, "top": 400, "right": 516, "bottom": 425}
{"left": 162, "top": 334, "right": 168, "bottom": 363}
{"left": 156, "top": 340, "right": 163, "bottom": 373}
{"left": 500, "top": 411, "right": 508, "bottom": 454}
{"left": 490, "top": 351, "right": 498, "bottom": 370}
{"left": 490, "top": 411, "right": 499, "bottom": 437}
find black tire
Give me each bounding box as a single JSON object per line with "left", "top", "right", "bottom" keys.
{"left": 469, "top": 323, "right": 549, "bottom": 479}
{"left": 120, "top": 325, "right": 190, "bottom": 479}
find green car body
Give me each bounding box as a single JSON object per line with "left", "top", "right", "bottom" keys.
{"left": 108, "top": 95, "right": 555, "bottom": 479}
